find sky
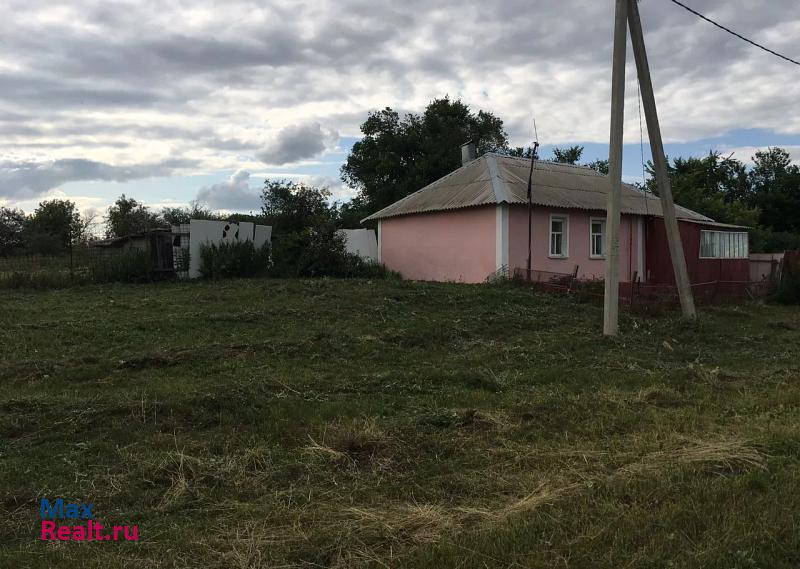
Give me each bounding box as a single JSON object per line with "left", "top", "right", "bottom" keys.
{"left": 1, "top": 0, "right": 798, "bottom": 220}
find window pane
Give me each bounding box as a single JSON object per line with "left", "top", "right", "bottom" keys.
{"left": 552, "top": 220, "right": 562, "bottom": 234}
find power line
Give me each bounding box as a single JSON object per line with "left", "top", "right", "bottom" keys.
{"left": 667, "top": 0, "right": 800, "bottom": 67}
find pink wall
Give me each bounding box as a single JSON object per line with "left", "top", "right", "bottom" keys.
{"left": 380, "top": 207, "right": 496, "bottom": 283}
{"left": 508, "top": 206, "right": 642, "bottom": 282}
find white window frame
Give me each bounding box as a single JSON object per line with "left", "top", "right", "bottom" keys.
{"left": 589, "top": 217, "right": 606, "bottom": 259}
{"left": 549, "top": 214, "right": 569, "bottom": 259}
{"left": 699, "top": 231, "right": 749, "bottom": 260}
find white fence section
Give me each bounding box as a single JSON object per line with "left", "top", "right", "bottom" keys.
{"left": 750, "top": 253, "right": 784, "bottom": 283}
{"left": 339, "top": 229, "right": 378, "bottom": 262}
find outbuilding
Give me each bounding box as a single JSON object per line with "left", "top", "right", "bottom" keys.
{"left": 363, "top": 147, "right": 750, "bottom": 285}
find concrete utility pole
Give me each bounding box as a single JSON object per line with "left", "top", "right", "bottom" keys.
{"left": 627, "top": 0, "right": 697, "bottom": 321}
{"left": 603, "top": 0, "right": 628, "bottom": 336}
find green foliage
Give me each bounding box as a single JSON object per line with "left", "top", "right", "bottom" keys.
{"left": 551, "top": 145, "right": 584, "bottom": 165}
{"left": 750, "top": 228, "right": 800, "bottom": 254}
{"left": 645, "top": 152, "right": 760, "bottom": 227}
{"left": 0, "top": 207, "right": 26, "bottom": 255}
{"left": 270, "top": 225, "right": 348, "bottom": 277}
{"left": 161, "top": 204, "right": 221, "bottom": 225}
{"left": 261, "top": 179, "right": 333, "bottom": 235}
{"left": 199, "top": 240, "right": 271, "bottom": 279}
{"left": 771, "top": 270, "right": 800, "bottom": 305}
{"left": 105, "top": 194, "right": 162, "bottom": 238}
{"left": 587, "top": 159, "right": 610, "bottom": 175}
{"left": 748, "top": 148, "right": 800, "bottom": 233}
{"left": 26, "top": 199, "right": 87, "bottom": 253}
{"left": 771, "top": 254, "right": 800, "bottom": 305}
{"left": 270, "top": 225, "right": 396, "bottom": 279}
{"left": 341, "top": 97, "right": 509, "bottom": 215}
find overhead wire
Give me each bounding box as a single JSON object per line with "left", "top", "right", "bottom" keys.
{"left": 667, "top": 0, "right": 800, "bottom": 67}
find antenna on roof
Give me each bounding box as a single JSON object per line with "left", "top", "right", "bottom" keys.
{"left": 526, "top": 116, "right": 541, "bottom": 280}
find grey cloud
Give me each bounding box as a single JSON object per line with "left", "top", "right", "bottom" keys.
{"left": 193, "top": 172, "right": 356, "bottom": 212}
{"left": 0, "top": 0, "right": 797, "bottom": 208}
{"left": 0, "top": 158, "right": 196, "bottom": 200}
{"left": 256, "top": 123, "right": 339, "bottom": 165}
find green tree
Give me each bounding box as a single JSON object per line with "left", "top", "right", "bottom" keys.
{"left": 105, "top": 195, "right": 162, "bottom": 238}
{"left": 507, "top": 146, "right": 538, "bottom": 159}
{"left": 645, "top": 152, "right": 759, "bottom": 227}
{"left": 341, "top": 97, "right": 509, "bottom": 215}
{"left": 586, "top": 159, "right": 610, "bottom": 175}
{"left": 160, "top": 204, "right": 219, "bottom": 226}
{"left": 26, "top": 199, "right": 87, "bottom": 253}
{"left": 261, "top": 179, "right": 334, "bottom": 235}
{"left": 749, "top": 147, "right": 800, "bottom": 233}
{"left": 551, "top": 145, "right": 584, "bottom": 165}
{"left": 0, "top": 207, "right": 27, "bottom": 255}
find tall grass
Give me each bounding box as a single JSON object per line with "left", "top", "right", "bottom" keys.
{"left": 199, "top": 241, "right": 271, "bottom": 279}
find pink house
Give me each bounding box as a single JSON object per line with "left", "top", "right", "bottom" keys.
{"left": 363, "top": 149, "right": 750, "bottom": 285}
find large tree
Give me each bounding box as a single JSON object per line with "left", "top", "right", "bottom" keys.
{"left": 0, "top": 207, "right": 27, "bottom": 255}
{"left": 341, "top": 97, "right": 509, "bottom": 218}
{"left": 105, "top": 195, "right": 162, "bottom": 238}
{"left": 27, "top": 199, "right": 88, "bottom": 253}
{"left": 551, "top": 145, "right": 585, "bottom": 165}
{"left": 261, "top": 179, "right": 334, "bottom": 235}
{"left": 645, "top": 152, "right": 759, "bottom": 228}
{"left": 748, "top": 147, "right": 800, "bottom": 233}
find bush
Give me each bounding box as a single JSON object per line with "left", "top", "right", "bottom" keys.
{"left": 750, "top": 228, "right": 800, "bottom": 254}
{"left": 270, "top": 226, "right": 397, "bottom": 279}
{"left": 199, "top": 240, "right": 270, "bottom": 279}
{"left": 271, "top": 226, "right": 349, "bottom": 277}
{"left": 771, "top": 255, "right": 800, "bottom": 305}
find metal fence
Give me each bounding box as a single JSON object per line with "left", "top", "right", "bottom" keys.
{"left": 513, "top": 266, "right": 771, "bottom": 308}
{"left": 0, "top": 247, "right": 157, "bottom": 287}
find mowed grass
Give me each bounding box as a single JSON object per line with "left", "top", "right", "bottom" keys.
{"left": 1, "top": 278, "right": 799, "bottom": 568}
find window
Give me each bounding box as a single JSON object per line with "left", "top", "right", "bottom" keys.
{"left": 549, "top": 215, "right": 568, "bottom": 258}
{"left": 700, "top": 231, "right": 749, "bottom": 259}
{"left": 590, "top": 218, "right": 605, "bottom": 258}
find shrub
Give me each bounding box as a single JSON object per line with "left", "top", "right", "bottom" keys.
{"left": 270, "top": 226, "right": 397, "bottom": 279}
{"left": 199, "top": 240, "right": 270, "bottom": 279}
{"left": 271, "top": 226, "right": 349, "bottom": 278}
{"left": 771, "top": 255, "right": 800, "bottom": 305}
{"left": 750, "top": 229, "right": 800, "bottom": 254}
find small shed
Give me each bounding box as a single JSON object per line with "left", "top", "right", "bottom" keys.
{"left": 92, "top": 229, "right": 175, "bottom": 272}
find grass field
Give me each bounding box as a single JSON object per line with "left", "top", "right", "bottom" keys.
{"left": 1, "top": 278, "right": 799, "bottom": 568}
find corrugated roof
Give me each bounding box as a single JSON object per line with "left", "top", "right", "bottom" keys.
{"left": 362, "top": 153, "right": 714, "bottom": 223}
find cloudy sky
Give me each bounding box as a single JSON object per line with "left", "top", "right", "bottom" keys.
{"left": 1, "top": 0, "right": 798, "bottom": 218}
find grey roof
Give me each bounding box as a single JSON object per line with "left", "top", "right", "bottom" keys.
{"left": 363, "top": 153, "right": 714, "bottom": 223}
